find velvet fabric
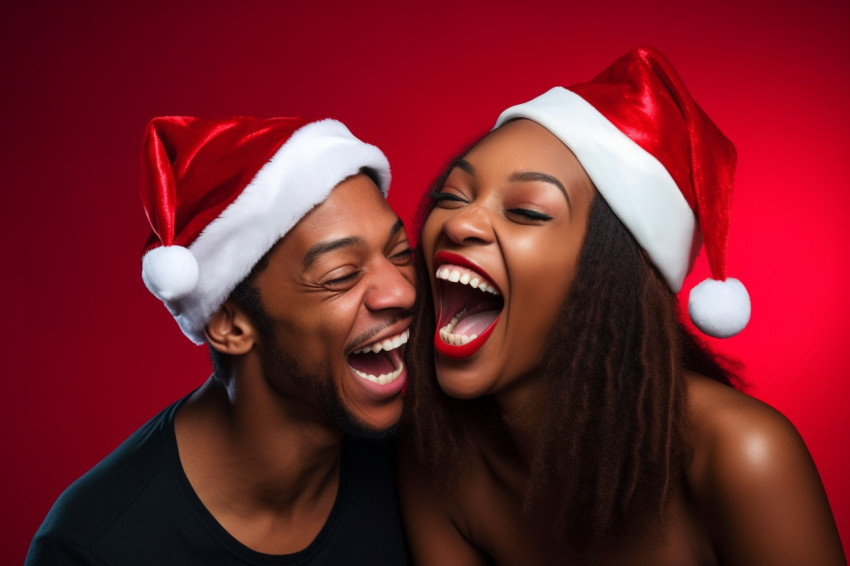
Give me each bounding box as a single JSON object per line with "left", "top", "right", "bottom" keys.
{"left": 140, "top": 116, "right": 309, "bottom": 254}
{"left": 570, "top": 46, "right": 737, "bottom": 280}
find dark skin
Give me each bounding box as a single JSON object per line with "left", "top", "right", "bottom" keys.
{"left": 398, "top": 120, "right": 845, "bottom": 565}
{"left": 174, "top": 174, "right": 416, "bottom": 554}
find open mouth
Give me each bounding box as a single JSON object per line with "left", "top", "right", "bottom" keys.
{"left": 347, "top": 329, "right": 409, "bottom": 385}
{"left": 434, "top": 255, "right": 504, "bottom": 359}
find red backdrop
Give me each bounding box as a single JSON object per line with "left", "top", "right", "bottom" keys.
{"left": 2, "top": 1, "right": 847, "bottom": 562}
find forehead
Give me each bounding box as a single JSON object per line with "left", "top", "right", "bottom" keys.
{"left": 278, "top": 174, "right": 396, "bottom": 262}
{"left": 465, "top": 119, "right": 583, "bottom": 175}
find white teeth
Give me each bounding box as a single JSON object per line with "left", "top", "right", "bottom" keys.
{"left": 351, "top": 364, "right": 404, "bottom": 385}
{"left": 352, "top": 329, "right": 410, "bottom": 355}
{"left": 438, "top": 307, "right": 479, "bottom": 346}
{"left": 349, "top": 329, "right": 409, "bottom": 384}
{"left": 439, "top": 328, "right": 478, "bottom": 346}
{"left": 435, "top": 265, "right": 500, "bottom": 295}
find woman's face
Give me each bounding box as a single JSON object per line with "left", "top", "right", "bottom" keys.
{"left": 421, "top": 119, "right": 595, "bottom": 403}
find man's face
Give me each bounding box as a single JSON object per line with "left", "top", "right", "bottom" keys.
{"left": 251, "top": 174, "right": 415, "bottom": 436}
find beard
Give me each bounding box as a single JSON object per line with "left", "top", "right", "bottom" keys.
{"left": 259, "top": 331, "right": 398, "bottom": 443}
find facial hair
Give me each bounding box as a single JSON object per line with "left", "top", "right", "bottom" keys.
{"left": 260, "top": 333, "right": 397, "bottom": 443}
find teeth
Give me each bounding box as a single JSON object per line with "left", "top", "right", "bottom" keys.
{"left": 351, "top": 364, "right": 404, "bottom": 385}
{"left": 352, "top": 329, "right": 410, "bottom": 355}
{"left": 438, "top": 307, "right": 479, "bottom": 346}
{"left": 348, "top": 329, "right": 409, "bottom": 384}
{"left": 436, "top": 265, "right": 500, "bottom": 295}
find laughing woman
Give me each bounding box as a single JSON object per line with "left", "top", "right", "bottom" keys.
{"left": 399, "top": 47, "right": 845, "bottom": 565}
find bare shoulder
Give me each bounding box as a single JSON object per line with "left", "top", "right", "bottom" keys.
{"left": 685, "top": 374, "right": 845, "bottom": 565}
{"left": 687, "top": 374, "right": 803, "bottom": 476}
{"left": 396, "top": 439, "right": 492, "bottom": 566}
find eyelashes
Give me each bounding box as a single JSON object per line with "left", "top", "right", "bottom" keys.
{"left": 506, "top": 208, "right": 553, "bottom": 222}
{"left": 428, "top": 189, "right": 465, "bottom": 203}
{"left": 429, "top": 190, "right": 554, "bottom": 223}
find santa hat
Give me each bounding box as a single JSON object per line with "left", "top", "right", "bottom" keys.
{"left": 139, "top": 116, "right": 391, "bottom": 344}
{"left": 494, "top": 46, "right": 750, "bottom": 338}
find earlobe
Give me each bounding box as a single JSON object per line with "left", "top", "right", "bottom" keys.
{"left": 204, "top": 301, "right": 257, "bottom": 355}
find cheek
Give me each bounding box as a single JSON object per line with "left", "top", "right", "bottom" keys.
{"left": 400, "top": 263, "right": 416, "bottom": 287}
{"left": 420, "top": 211, "right": 445, "bottom": 258}
{"left": 508, "top": 240, "right": 582, "bottom": 342}
{"left": 276, "top": 300, "right": 359, "bottom": 358}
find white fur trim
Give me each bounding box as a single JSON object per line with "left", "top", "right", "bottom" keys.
{"left": 495, "top": 87, "right": 697, "bottom": 293}
{"left": 688, "top": 277, "right": 750, "bottom": 338}
{"left": 154, "top": 119, "right": 390, "bottom": 344}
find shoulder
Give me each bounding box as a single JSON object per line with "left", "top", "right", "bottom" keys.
{"left": 687, "top": 374, "right": 805, "bottom": 482}
{"left": 686, "top": 374, "right": 845, "bottom": 565}
{"left": 396, "top": 438, "right": 492, "bottom": 566}
{"left": 29, "top": 405, "right": 175, "bottom": 555}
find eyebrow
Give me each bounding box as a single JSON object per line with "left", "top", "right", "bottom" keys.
{"left": 302, "top": 218, "right": 406, "bottom": 269}
{"left": 509, "top": 171, "right": 571, "bottom": 211}
{"left": 454, "top": 158, "right": 475, "bottom": 175}
{"left": 452, "top": 159, "right": 572, "bottom": 211}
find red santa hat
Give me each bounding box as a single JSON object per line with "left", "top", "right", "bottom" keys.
{"left": 494, "top": 46, "right": 750, "bottom": 338}
{"left": 139, "top": 116, "right": 391, "bottom": 344}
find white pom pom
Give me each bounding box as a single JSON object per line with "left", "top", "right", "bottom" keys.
{"left": 688, "top": 277, "right": 751, "bottom": 338}
{"left": 142, "top": 246, "right": 199, "bottom": 302}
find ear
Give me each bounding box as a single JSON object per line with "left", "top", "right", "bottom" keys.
{"left": 204, "top": 301, "right": 257, "bottom": 356}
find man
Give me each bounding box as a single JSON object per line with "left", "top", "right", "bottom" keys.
{"left": 26, "top": 116, "right": 414, "bottom": 564}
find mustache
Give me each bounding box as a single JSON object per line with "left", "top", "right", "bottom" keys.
{"left": 346, "top": 310, "right": 414, "bottom": 353}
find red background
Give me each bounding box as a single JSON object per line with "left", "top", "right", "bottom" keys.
{"left": 2, "top": 1, "right": 848, "bottom": 562}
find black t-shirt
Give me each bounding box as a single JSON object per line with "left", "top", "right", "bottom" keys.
{"left": 26, "top": 399, "right": 410, "bottom": 565}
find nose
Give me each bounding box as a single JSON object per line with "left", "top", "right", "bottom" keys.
{"left": 440, "top": 204, "right": 494, "bottom": 246}
{"left": 364, "top": 257, "right": 416, "bottom": 313}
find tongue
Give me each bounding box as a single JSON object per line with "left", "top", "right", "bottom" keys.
{"left": 348, "top": 350, "right": 396, "bottom": 376}
{"left": 453, "top": 309, "right": 500, "bottom": 336}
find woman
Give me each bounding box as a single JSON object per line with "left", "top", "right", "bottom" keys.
{"left": 399, "top": 47, "right": 845, "bottom": 565}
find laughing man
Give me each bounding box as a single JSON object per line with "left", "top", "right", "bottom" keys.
{"left": 27, "top": 116, "right": 414, "bottom": 564}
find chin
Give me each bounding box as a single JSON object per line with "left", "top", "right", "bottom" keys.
{"left": 435, "top": 367, "right": 495, "bottom": 400}
{"left": 341, "top": 401, "right": 404, "bottom": 440}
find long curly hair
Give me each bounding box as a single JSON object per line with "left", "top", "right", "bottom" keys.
{"left": 404, "top": 156, "right": 739, "bottom": 554}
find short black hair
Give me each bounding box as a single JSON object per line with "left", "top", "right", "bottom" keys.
{"left": 207, "top": 250, "right": 273, "bottom": 385}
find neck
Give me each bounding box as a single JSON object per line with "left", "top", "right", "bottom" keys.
{"left": 175, "top": 365, "right": 344, "bottom": 513}
{"left": 493, "top": 374, "right": 546, "bottom": 466}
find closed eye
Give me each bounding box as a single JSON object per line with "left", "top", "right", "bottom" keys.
{"left": 324, "top": 271, "right": 362, "bottom": 290}
{"left": 390, "top": 247, "right": 414, "bottom": 265}
{"left": 429, "top": 189, "right": 467, "bottom": 204}
{"left": 506, "top": 208, "right": 553, "bottom": 222}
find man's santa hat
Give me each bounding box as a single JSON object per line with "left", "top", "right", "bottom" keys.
{"left": 495, "top": 46, "right": 750, "bottom": 338}
{"left": 139, "top": 116, "right": 390, "bottom": 344}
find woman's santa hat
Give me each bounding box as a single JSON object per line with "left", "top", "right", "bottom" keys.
{"left": 139, "top": 116, "right": 390, "bottom": 344}
{"left": 495, "top": 46, "right": 750, "bottom": 338}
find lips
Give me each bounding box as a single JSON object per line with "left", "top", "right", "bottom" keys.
{"left": 432, "top": 251, "right": 504, "bottom": 359}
